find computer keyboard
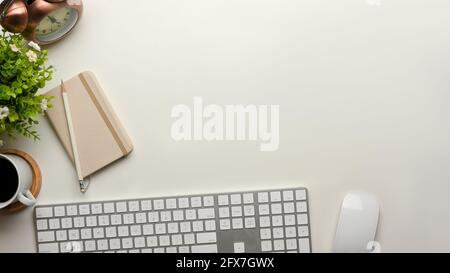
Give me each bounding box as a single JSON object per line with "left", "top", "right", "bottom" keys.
{"left": 34, "top": 187, "right": 311, "bottom": 253}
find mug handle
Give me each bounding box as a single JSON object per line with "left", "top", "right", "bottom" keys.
{"left": 17, "top": 190, "right": 36, "bottom": 207}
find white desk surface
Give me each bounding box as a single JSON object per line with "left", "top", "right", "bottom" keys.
{"left": 1, "top": 0, "right": 450, "bottom": 253}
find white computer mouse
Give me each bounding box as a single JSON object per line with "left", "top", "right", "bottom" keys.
{"left": 332, "top": 191, "right": 380, "bottom": 253}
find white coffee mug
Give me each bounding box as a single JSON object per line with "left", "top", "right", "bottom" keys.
{"left": 0, "top": 154, "right": 36, "bottom": 209}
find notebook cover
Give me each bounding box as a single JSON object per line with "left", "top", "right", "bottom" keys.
{"left": 45, "top": 71, "right": 133, "bottom": 178}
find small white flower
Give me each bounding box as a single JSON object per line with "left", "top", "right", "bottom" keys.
{"left": 28, "top": 41, "right": 41, "bottom": 51}
{"left": 26, "top": 50, "right": 37, "bottom": 62}
{"left": 40, "top": 99, "right": 48, "bottom": 111}
{"left": 10, "top": 44, "right": 19, "bottom": 52}
{"left": 0, "top": 106, "right": 9, "bottom": 120}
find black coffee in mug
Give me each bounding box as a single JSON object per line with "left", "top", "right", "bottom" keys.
{"left": 0, "top": 157, "right": 19, "bottom": 203}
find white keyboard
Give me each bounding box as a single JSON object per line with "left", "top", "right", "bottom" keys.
{"left": 34, "top": 187, "right": 311, "bottom": 253}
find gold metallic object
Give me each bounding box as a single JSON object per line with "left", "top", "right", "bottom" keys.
{"left": 0, "top": 0, "right": 83, "bottom": 45}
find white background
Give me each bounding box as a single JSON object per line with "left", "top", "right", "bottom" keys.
{"left": 1, "top": 0, "right": 450, "bottom": 252}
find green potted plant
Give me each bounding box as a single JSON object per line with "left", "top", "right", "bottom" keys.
{"left": 0, "top": 30, "right": 54, "bottom": 146}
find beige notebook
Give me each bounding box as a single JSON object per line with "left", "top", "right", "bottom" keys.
{"left": 45, "top": 71, "right": 133, "bottom": 178}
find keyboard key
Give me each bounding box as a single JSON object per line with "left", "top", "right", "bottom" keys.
{"left": 273, "top": 240, "right": 285, "bottom": 251}
{"left": 172, "top": 234, "right": 183, "bottom": 245}
{"left": 197, "top": 232, "right": 217, "bottom": 244}
{"left": 86, "top": 216, "right": 97, "bottom": 227}
{"left": 205, "top": 220, "right": 216, "bottom": 231}
{"left": 155, "top": 223, "right": 167, "bottom": 234}
{"left": 143, "top": 224, "right": 154, "bottom": 235}
{"left": 179, "top": 246, "right": 189, "bottom": 253}
{"left": 98, "top": 215, "right": 110, "bottom": 226}
{"left": 243, "top": 193, "right": 254, "bottom": 204}
{"left": 159, "top": 235, "right": 170, "bottom": 246}
{"left": 261, "top": 241, "right": 272, "bottom": 252}
{"left": 48, "top": 220, "right": 60, "bottom": 231}
{"left": 296, "top": 202, "right": 307, "bottom": 213}
{"left": 106, "top": 227, "right": 117, "bottom": 238}
{"left": 166, "top": 198, "right": 177, "bottom": 209}
{"left": 259, "top": 204, "right": 270, "bottom": 215}
{"left": 231, "top": 206, "right": 242, "bottom": 217}
{"left": 111, "top": 214, "right": 122, "bottom": 225}
{"left": 257, "top": 192, "right": 269, "bottom": 203}
{"left": 299, "top": 238, "right": 310, "bottom": 253}
{"left": 260, "top": 228, "right": 271, "bottom": 239}
{"left": 270, "top": 191, "right": 281, "bottom": 202}
{"left": 298, "top": 226, "right": 309, "bottom": 237}
{"left": 243, "top": 205, "right": 255, "bottom": 216}
{"left": 232, "top": 218, "right": 243, "bottom": 229}
{"left": 285, "top": 227, "right": 296, "bottom": 238}
{"left": 66, "top": 205, "right": 77, "bottom": 216}
{"left": 192, "top": 221, "right": 204, "bottom": 232}
{"left": 191, "top": 244, "right": 218, "bottom": 253}
{"left": 184, "top": 233, "right": 195, "bottom": 244}
{"left": 38, "top": 243, "right": 59, "bottom": 253}
{"left": 116, "top": 202, "right": 127, "bottom": 213}
{"left": 154, "top": 248, "right": 164, "bottom": 253}
{"left": 56, "top": 230, "right": 68, "bottom": 241}
{"left": 286, "top": 239, "right": 297, "bottom": 250}
{"left": 203, "top": 196, "right": 214, "bottom": 207}
{"left": 36, "top": 220, "right": 48, "bottom": 230}
{"left": 36, "top": 207, "right": 53, "bottom": 218}
{"left": 272, "top": 215, "right": 283, "bottom": 227}
{"left": 178, "top": 198, "right": 189, "bottom": 208}
{"left": 282, "top": 190, "right": 294, "bottom": 201}
{"left": 123, "top": 237, "right": 135, "bottom": 248}
{"left": 234, "top": 242, "right": 245, "bottom": 253}
{"left": 284, "top": 202, "right": 295, "bottom": 214}
{"left": 73, "top": 217, "right": 85, "bottom": 228}
{"left": 284, "top": 215, "right": 296, "bottom": 226}
{"left": 93, "top": 227, "right": 105, "bottom": 239}
{"left": 218, "top": 195, "right": 229, "bottom": 206}
{"left": 84, "top": 240, "right": 96, "bottom": 252}
{"left": 259, "top": 216, "right": 270, "bottom": 227}
{"left": 79, "top": 204, "right": 90, "bottom": 215}
{"left": 230, "top": 194, "right": 242, "bottom": 205}
{"left": 154, "top": 200, "right": 165, "bottom": 210}
{"left": 109, "top": 238, "right": 121, "bottom": 250}
{"left": 180, "top": 222, "right": 191, "bottom": 233}
{"left": 54, "top": 206, "right": 66, "bottom": 217}
{"left": 91, "top": 204, "right": 103, "bottom": 214}
{"left": 130, "top": 225, "right": 142, "bottom": 236}
{"left": 198, "top": 208, "right": 215, "bottom": 219}
{"left": 118, "top": 226, "right": 129, "bottom": 237}
{"left": 80, "top": 228, "right": 92, "bottom": 239}
{"left": 38, "top": 231, "right": 55, "bottom": 242}
{"left": 219, "top": 207, "right": 230, "bottom": 218}
{"left": 220, "top": 219, "right": 231, "bottom": 230}
{"left": 244, "top": 217, "right": 256, "bottom": 228}
{"left": 191, "top": 197, "right": 202, "bottom": 207}
{"left": 146, "top": 236, "right": 157, "bottom": 247}
{"left": 295, "top": 189, "right": 307, "bottom": 200}
{"left": 103, "top": 203, "right": 115, "bottom": 213}
{"left": 128, "top": 201, "right": 140, "bottom": 212}
{"left": 97, "top": 239, "right": 108, "bottom": 251}
{"left": 141, "top": 200, "right": 152, "bottom": 211}
{"left": 161, "top": 211, "right": 172, "bottom": 222}
{"left": 61, "top": 218, "right": 72, "bottom": 229}
{"left": 166, "top": 247, "right": 177, "bottom": 253}
{"left": 185, "top": 210, "right": 197, "bottom": 220}
{"left": 123, "top": 213, "right": 135, "bottom": 224}
{"left": 173, "top": 210, "right": 184, "bottom": 221}
{"left": 168, "top": 223, "right": 179, "bottom": 233}
{"left": 147, "top": 212, "right": 159, "bottom": 222}
{"left": 273, "top": 227, "right": 284, "bottom": 239}
{"left": 68, "top": 229, "right": 79, "bottom": 240}
{"left": 142, "top": 248, "right": 153, "bottom": 253}
{"left": 271, "top": 203, "right": 282, "bottom": 214}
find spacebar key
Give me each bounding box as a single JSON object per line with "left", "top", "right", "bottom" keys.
{"left": 191, "top": 244, "right": 218, "bottom": 253}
